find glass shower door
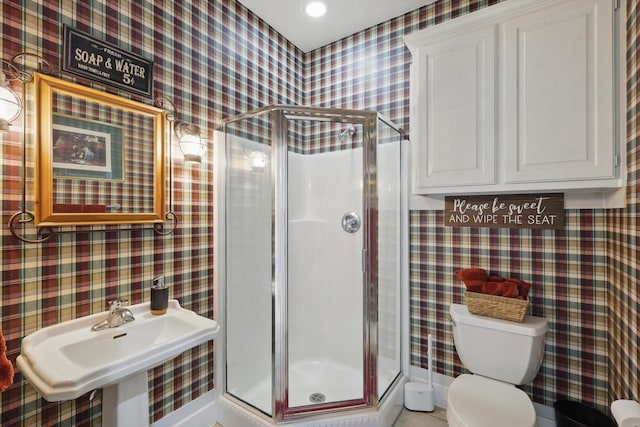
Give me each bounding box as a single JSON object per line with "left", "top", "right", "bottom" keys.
{"left": 376, "top": 117, "right": 402, "bottom": 398}
{"left": 224, "top": 117, "right": 273, "bottom": 416}
{"left": 286, "top": 120, "right": 365, "bottom": 412}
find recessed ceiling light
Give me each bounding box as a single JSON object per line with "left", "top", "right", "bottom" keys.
{"left": 305, "top": 1, "right": 327, "bottom": 18}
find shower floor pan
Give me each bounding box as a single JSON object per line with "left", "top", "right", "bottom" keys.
{"left": 232, "top": 359, "right": 363, "bottom": 412}
{"left": 224, "top": 360, "right": 406, "bottom": 427}
{"left": 219, "top": 372, "right": 406, "bottom": 427}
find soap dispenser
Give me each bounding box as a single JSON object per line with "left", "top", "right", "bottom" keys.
{"left": 150, "top": 276, "right": 169, "bottom": 315}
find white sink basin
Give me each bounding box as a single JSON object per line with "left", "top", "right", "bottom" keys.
{"left": 17, "top": 299, "right": 219, "bottom": 402}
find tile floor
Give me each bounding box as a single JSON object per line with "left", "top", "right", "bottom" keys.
{"left": 393, "top": 407, "right": 448, "bottom": 427}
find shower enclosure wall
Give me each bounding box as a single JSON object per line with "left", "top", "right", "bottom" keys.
{"left": 218, "top": 106, "right": 405, "bottom": 424}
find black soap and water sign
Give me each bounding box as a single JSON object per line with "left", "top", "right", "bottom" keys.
{"left": 63, "top": 25, "right": 154, "bottom": 98}
{"left": 444, "top": 193, "right": 564, "bottom": 230}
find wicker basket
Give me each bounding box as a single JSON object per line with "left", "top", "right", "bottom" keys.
{"left": 464, "top": 291, "right": 529, "bottom": 322}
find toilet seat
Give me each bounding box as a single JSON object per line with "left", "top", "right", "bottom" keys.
{"left": 447, "top": 374, "right": 537, "bottom": 427}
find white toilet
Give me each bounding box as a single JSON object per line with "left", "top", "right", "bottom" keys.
{"left": 447, "top": 303, "right": 548, "bottom": 427}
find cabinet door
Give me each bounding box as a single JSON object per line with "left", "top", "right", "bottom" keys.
{"left": 411, "top": 25, "right": 497, "bottom": 190}
{"left": 504, "top": 0, "right": 615, "bottom": 183}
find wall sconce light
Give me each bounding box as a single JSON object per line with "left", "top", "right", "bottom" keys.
{"left": 152, "top": 96, "right": 207, "bottom": 234}
{"left": 0, "top": 71, "right": 22, "bottom": 132}
{"left": 175, "top": 122, "right": 206, "bottom": 163}
{"left": 0, "top": 54, "right": 52, "bottom": 134}
{"left": 4, "top": 53, "right": 55, "bottom": 243}
{"left": 154, "top": 97, "right": 206, "bottom": 164}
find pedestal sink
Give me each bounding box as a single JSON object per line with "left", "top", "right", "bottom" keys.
{"left": 17, "top": 299, "right": 220, "bottom": 427}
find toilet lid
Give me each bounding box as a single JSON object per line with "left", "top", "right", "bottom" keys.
{"left": 448, "top": 374, "right": 537, "bottom": 427}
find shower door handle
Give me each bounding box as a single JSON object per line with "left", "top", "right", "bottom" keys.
{"left": 341, "top": 212, "right": 361, "bottom": 233}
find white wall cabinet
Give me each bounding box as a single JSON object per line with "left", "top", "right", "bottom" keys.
{"left": 405, "top": 0, "right": 625, "bottom": 202}
{"left": 411, "top": 24, "right": 497, "bottom": 189}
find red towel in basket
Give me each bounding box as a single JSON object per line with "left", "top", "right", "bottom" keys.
{"left": 455, "top": 268, "right": 488, "bottom": 282}
{"left": 484, "top": 281, "right": 519, "bottom": 298}
{"left": 505, "top": 278, "right": 531, "bottom": 299}
{"left": 456, "top": 268, "right": 531, "bottom": 299}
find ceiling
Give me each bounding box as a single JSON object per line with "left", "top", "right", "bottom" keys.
{"left": 236, "top": 0, "right": 438, "bottom": 53}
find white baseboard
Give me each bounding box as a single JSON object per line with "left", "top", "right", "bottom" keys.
{"left": 408, "top": 366, "right": 556, "bottom": 427}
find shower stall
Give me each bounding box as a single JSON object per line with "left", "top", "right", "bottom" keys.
{"left": 216, "top": 106, "right": 406, "bottom": 425}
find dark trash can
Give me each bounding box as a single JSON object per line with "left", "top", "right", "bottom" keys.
{"left": 554, "top": 399, "right": 615, "bottom": 427}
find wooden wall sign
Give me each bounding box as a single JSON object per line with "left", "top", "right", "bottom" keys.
{"left": 63, "top": 25, "right": 154, "bottom": 98}
{"left": 444, "top": 193, "right": 564, "bottom": 230}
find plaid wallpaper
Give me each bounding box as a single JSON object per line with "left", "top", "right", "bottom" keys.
{"left": 306, "top": 0, "right": 634, "bottom": 413}
{"left": 0, "top": 0, "right": 303, "bottom": 426}
{"left": 608, "top": 0, "right": 640, "bottom": 408}
{"left": 410, "top": 211, "right": 609, "bottom": 408}
{"left": 1, "top": 0, "right": 639, "bottom": 425}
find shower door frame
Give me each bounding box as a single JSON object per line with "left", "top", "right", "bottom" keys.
{"left": 220, "top": 105, "right": 404, "bottom": 424}
{"left": 272, "top": 107, "right": 379, "bottom": 422}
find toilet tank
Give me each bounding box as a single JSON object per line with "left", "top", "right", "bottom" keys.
{"left": 450, "top": 303, "right": 548, "bottom": 385}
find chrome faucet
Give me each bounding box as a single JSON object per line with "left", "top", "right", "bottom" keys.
{"left": 91, "top": 299, "right": 135, "bottom": 331}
